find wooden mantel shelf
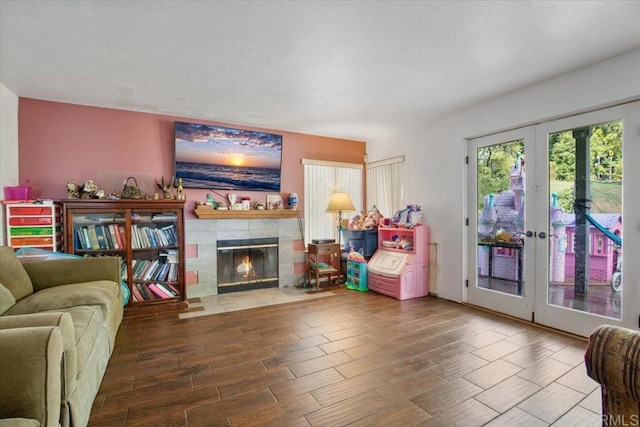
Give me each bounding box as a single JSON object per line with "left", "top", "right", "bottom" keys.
{"left": 194, "top": 206, "right": 300, "bottom": 219}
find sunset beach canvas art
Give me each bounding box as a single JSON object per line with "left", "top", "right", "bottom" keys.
{"left": 174, "top": 121, "right": 282, "bottom": 191}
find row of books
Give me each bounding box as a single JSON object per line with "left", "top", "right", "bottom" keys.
{"left": 131, "top": 224, "right": 177, "bottom": 249}
{"left": 76, "top": 224, "right": 126, "bottom": 250}
{"left": 131, "top": 282, "right": 180, "bottom": 302}
{"left": 131, "top": 258, "right": 178, "bottom": 282}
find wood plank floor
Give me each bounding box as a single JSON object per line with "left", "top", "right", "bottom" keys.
{"left": 89, "top": 288, "right": 601, "bottom": 426}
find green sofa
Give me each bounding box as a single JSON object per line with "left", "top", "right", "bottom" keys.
{"left": 0, "top": 246, "right": 124, "bottom": 427}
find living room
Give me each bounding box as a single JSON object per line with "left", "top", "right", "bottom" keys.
{"left": 1, "top": 2, "right": 640, "bottom": 426}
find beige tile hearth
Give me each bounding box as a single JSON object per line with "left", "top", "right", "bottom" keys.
{"left": 179, "top": 287, "right": 336, "bottom": 319}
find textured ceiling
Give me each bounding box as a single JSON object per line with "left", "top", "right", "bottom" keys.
{"left": 2, "top": 1, "right": 640, "bottom": 141}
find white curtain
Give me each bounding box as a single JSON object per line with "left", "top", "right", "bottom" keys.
{"left": 366, "top": 156, "right": 404, "bottom": 219}
{"left": 303, "top": 160, "right": 363, "bottom": 245}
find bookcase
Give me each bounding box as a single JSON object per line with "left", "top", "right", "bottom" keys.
{"left": 4, "top": 201, "right": 63, "bottom": 252}
{"left": 62, "top": 199, "right": 187, "bottom": 314}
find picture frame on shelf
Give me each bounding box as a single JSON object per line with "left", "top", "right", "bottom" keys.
{"left": 267, "top": 194, "right": 283, "bottom": 210}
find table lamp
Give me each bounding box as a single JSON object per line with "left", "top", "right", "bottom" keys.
{"left": 326, "top": 192, "right": 356, "bottom": 248}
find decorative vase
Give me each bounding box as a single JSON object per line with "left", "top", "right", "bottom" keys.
{"left": 228, "top": 193, "right": 237, "bottom": 209}
{"left": 287, "top": 193, "right": 298, "bottom": 210}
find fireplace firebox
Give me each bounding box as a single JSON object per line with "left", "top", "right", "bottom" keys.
{"left": 216, "top": 237, "right": 278, "bottom": 293}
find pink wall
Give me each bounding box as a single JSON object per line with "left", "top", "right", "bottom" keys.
{"left": 18, "top": 99, "right": 365, "bottom": 218}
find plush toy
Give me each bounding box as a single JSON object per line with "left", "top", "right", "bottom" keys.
{"left": 66, "top": 180, "right": 80, "bottom": 199}
{"left": 80, "top": 180, "right": 99, "bottom": 199}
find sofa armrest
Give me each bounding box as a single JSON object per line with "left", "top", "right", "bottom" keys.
{"left": 0, "top": 313, "right": 78, "bottom": 397}
{"left": 585, "top": 325, "right": 640, "bottom": 415}
{"left": 0, "top": 326, "right": 63, "bottom": 427}
{"left": 23, "top": 257, "right": 120, "bottom": 291}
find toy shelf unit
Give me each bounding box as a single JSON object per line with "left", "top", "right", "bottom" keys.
{"left": 367, "top": 224, "right": 429, "bottom": 300}
{"left": 62, "top": 199, "right": 187, "bottom": 315}
{"left": 4, "top": 201, "right": 63, "bottom": 252}
{"left": 345, "top": 259, "right": 367, "bottom": 291}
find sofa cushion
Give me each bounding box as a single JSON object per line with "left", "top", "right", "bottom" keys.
{"left": 0, "top": 246, "right": 33, "bottom": 301}
{"left": 0, "top": 283, "right": 16, "bottom": 314}
{"left": 55, "top": 305, "right": 106, "bottom": 380}
{"left": 4, "top": 280, "right": 120, "bottom": 319}
{"left": 0, "top": 418, "right": 40, "bottom": 427}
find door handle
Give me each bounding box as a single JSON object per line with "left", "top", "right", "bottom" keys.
{"left": 538, "top": 232, "right": 547, "bottom": 239}
{"left": 526, "top": 231, "right": 535, "bottom": 238}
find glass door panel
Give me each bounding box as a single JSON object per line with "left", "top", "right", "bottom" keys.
{"left": 467, "top": 127, "right": 536, "bottom": 321}
{"left": 546, "top": 122, "right": 622, "bottom": 319}
{"left": 535, "top": 102, "right": 639, "bottom": 336}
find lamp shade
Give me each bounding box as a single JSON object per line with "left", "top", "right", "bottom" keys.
{"left": 326, "top": 192, "right": 356, "bottom": 213}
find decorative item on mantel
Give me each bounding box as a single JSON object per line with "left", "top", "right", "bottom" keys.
{"left": 156, "top": 176, "right": 174, "bottom": 199}
{"left": 241, "top": 196, "right": 251, "bottom": 210}
{"left": 176, "top": 178, "right": 185, "bottom": 200}
{"left": 287, "top": 192, "right": 298, "bottom": 210}
{"left": 193, "top": 203, "right": 299, "bottom": 219}
{"left": 267, "top": 194, "right": 283, "bottom": 210}
{"left": 66, "top": 179, "right": 106, "bottom": 199}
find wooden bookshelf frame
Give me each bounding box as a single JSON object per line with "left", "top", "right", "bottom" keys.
{"left": 62, "top": 199, "right": 187, "bottom": 316}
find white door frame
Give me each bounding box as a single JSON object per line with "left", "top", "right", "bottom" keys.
{"left": 466, "top": 126, "right": 537, "bottom": 321}
{"left": 534, "top": 102, "right": 640, "bottom": 336}
{"left": 466, "top": 101, "right": 639, "bottom": 336}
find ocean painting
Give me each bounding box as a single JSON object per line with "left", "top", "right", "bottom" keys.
{"left": 174, "top": 122, "right": 282, "bottom": 191}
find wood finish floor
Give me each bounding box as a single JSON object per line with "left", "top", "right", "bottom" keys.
{"left": 89, "top": 288, "right": 601, "bottom": 426}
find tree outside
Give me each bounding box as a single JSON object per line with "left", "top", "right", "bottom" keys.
{"left": 477, "top": 120, "right": 622, "bottom": 215}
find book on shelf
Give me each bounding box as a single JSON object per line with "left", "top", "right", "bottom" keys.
{"left": 143, "top": 260, "right": 161, "bottom": 281}
{"left": 102, "top": 225, "right": 114, "bottom": 249}
{"left": 131, "top": 284, "right": 144, "bottom": 302}
{"left": 152, "top": 213, "right": 178, "bottom": 221}
{"left": 148, "top": 283, "right": 170, "bottom": 299}
{"left": 153, "top": 283, "right": 174, "bottom": 298}
{"left": 168, "top": 264, "right": 178, "bottom": 282}
{"left": 87, "top": 225, "right": 100, "bottom": 250}
{"left": 156, "top": 282, "right": 178, "bottom": 297}
{"left": 120, "top": 262, "right": 128, "bottom": 281}
{"left": 107, "top": 224, "right": 120, "bottom": 249}
{"left": 76, "top": 227, "right": 89, "bottom": 249}
{"left": 135, "top": 283, "right": 154, "bottom": 301}
{"left": 82, "top": 227, "right": 92, "bottom": 249}
{"left": 116, "top": 224, "right": 126, "bottom": 248}
{"left": 166, "top": 283, "right": 181, "bottom": 296}
{"left": 94, "top": 225, "right": 107, "bottom": 249}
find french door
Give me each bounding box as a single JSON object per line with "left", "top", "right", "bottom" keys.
{"left": 467, "top": 126, "right": 537, "bottom": 321}
{"left": 467, "top": 102, "right": 639, "bottom": 336}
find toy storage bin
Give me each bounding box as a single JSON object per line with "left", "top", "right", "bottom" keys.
{"left": 4, "top": 186, "right": 32, "bottom": 200}
{"left": 342, "top": 229, "right": 378, "bottom": 258}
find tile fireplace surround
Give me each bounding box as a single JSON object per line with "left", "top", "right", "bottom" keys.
{"left": 184, "top": 217, "right": 305, "bottom": 297}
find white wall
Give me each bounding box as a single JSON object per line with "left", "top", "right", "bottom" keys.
{"left": 0, "top": 83, "right": 20, "bottom": 245}
{"left": 366, "top": 49, "right": 640, "bottom": 303}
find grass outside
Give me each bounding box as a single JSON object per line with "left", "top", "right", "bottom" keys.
{"left": 550, "top": 180, "right": 622, "bottom": 214}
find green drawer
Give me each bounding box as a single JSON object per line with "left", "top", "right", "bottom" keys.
{"left": 10, "top": 227, "right": 53, "bottom": 236}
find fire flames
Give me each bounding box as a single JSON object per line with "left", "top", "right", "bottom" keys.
{"left": 236, "top": 256, "right": 256, "bottom": 278}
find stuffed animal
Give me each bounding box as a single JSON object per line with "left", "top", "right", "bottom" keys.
{"left": 66, "top": 180, "right": 80, "bottom": 199}
{"left": 80, "top": 180, "right": 99, "bottom": 199}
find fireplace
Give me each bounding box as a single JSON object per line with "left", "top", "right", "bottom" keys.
{"left": 216, "top": 237, "right": 279, "bottom": 293}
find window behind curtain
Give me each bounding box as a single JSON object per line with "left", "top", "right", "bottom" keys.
{"left": 366, "top": 156, "right": 404, "bottom": 219}
{"left": 303, "top": 160, "right": 363, "bottom": 245}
